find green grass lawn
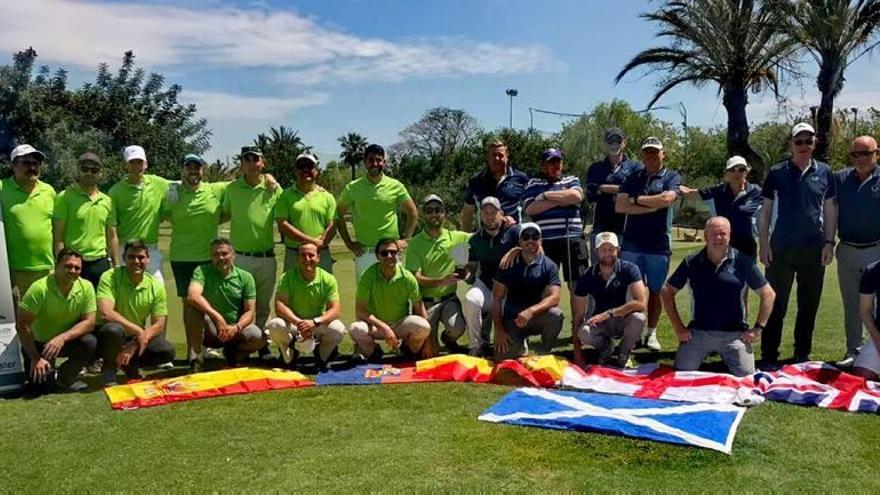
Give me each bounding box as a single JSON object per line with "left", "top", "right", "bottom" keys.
{"left": 2, "top": 236, "right": 878, "bottom": 492}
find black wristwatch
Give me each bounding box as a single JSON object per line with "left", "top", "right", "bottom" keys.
{"left": 753, "top": 322, "right": 765, "bottom": 331}
{"left": 824, "top": 239, "right": 836, "bottom": 247}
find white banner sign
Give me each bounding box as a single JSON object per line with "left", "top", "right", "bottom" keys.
{"left": 0, "top": 191, "right": 24, "bottom": 393}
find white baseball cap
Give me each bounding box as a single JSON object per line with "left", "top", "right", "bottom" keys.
{"left": 295, "top": 153, "right": 318, "bottom": 165}
{"left": 725, "top": 155, "right": 749, "bottom": 170}
{"left": 519, "top": 222, "right": 542, "bottom": 238}
{"left": 123, "top": 145, "right": 147, "bottom": 162}
{"left": 480, "top": 196, "right": 502, "bottom": 210}
{"left": 10, "top": 144, "right": 45, "bottom": 162}
{"left": 791, "top": 122, "right": 815, "bottom": 137}
{"left": 594, "top": 231, "right": 619, "bottom": 248}
{"left": 641, "top": 136, "right": 664, "bottom": 151}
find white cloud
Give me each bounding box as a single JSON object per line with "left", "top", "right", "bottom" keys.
{"left": 182, "top": 90, "right": 329, "bottom": 120}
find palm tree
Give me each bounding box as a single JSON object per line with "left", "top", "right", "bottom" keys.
{"left": 254, "top": 125, "right": 311, "bottom": 187}
{"left": 338, "top": 132, "right": 368, "bottom": 181}
{"left": 615, "top": 0, "right": 798, "bottom": 174}
{"left": 780, "top": 0, "right": 880, "bottom": 161}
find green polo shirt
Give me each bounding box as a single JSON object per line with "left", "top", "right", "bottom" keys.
{"left": 222, "top": 176, "right": 282, "bottom": 253}
{"left": 405, "top": 228, "right": 471, "bottom": 299}
{"left": 96, "top": 268, "right": 168, "bottom": 325}
{"left": 0, "top": 178, "right": 56, "bottom": 271}
{"left": 339, "top": 175, "right": 411, "bottom": 250}
{"left": 190, "top": 264, "right": 256, "bottom": 324}
{"left": 356, "top": 263, "right": 421, "bottom": 323}
{"left": 276, "top": 266, "right": 339, "bottom": 319}
{"left": 19, "top": 275, "right": 96, "bottom": 342}
{"left": 163, "top": 182, "right": 228, "bottom": 262}
{"left": 274, "top": 185, "right": 337, "bottom": 248}
{"left": 54, "top": 184, "right": 113, "bottom": 260}
{"left": 108, "top": 174, "right": 170, "bottom": 244}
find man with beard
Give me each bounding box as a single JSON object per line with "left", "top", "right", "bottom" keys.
{"left": 492, "top": 223, "right": 564, "bottom": 359}
{"left": 663, "top": 217, "right": 775, "bottom": 376}
{"left": 337, "top": 144, "right": 418, "bottom": 279}
{"left": 405, "top": 195, "right": 470, "bottom": 353}
{"left": 461, "top": 139, "right": 528, "bottom": 231}
{"left": 186, "top": 238, "right": 264, "bottom": 370}
{"left": 53, "top": 152, "right": 118, "bottom": 287}
{"left": 1, "top": 145, "right": 56, "bottom": 310}
{"left": 275, "top": 153, "right": 336, "bottom": 273}
{"left": 463, "top": 197, "right": 518, "bottom": 356}
{"left": 571, "top": 232, "right": 647, "bottom": 368}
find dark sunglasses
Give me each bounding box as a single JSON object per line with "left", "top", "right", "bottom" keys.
{"left": 851, "top": 150, "right": 878, "bottom": 158}
{"left": 728, "top": 167, "right": 749, "bottom": 173}
{"left": 520, "top": 233, "right": 541, "bottom": 241}
{"left": 424, "top": 207, "right": 444, "bottom": 214}
{"left": 794, "top": 138, "right": 815, "bottom": 146}
{"left": 80, "top": 165, "right": 101, "bottom": 173}
{"left": 17, "top": 159, "right": 41, "bottom": 167}
{"left": 379, "top": 249, "right": 399, "bottom": 257}
{"left": 296, "top": 163, "right": 316, "bottom": 170}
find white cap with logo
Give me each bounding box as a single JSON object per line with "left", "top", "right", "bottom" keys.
{"left": 123, "top": 145, "right": 147, "bottom": 162}
{"left": 791, "top": 122, "right": 816, "bottom": 137}
{"left": 594, "top": 231, "right": 619, "bottom": 249}
{"left": 9, "top": 144, "right": 45, "bottom": 162}
{"left": 725, "top": 155, "right": 749, "bottom": 170}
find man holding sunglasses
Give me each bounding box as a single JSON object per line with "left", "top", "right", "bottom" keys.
{"left": 758, "top": 122, "right": 837, "bottom": 370}
{"left": 680, "top": 156, "right": 762, "bottom": 258}
{"left": 832, "top": 136, "right": 880, "bottom": 367}
{"left": 53, "top": 153, "right": 118, "bottom": 287}
{"left": 349, "top": 238, "right": 432, "bottom": 361}
{"left": 275, "top": 153, "right": 336, "bottom": 273}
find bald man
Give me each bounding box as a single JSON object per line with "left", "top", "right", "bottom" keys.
{"left": 833, "top": 136, "right": 880, "bottom": 367}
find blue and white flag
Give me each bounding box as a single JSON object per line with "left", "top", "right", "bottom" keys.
{"left": 478, "top": 388, "right": 746, "bottom": 454}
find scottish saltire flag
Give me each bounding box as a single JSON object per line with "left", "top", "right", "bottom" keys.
{"left": 754, "top": 362, "right": 880, "bottom": 413}
{"left": 479, "top": 388, "right": 746, "bottom": 454}
{"left": 563, "top": 364, "right": 764, "bottom": 406}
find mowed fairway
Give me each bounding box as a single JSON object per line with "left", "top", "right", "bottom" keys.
{"left": 2, "top": 234, "right": 879, "bottom": 492}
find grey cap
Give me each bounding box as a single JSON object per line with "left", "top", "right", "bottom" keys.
{"left": 422, "top": 194, "right": 444, "bottom": 207}
{"left": 605, "top": 128, "right": 625, "bottom": 142}
{"left": 480, "top": 196, "right": 502, "bottom": 210}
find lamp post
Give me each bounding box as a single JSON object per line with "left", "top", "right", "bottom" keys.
{"left": 505, "top": 88, "right": 518, "bottom": 128}
{"left": 851, "top": 107, "right": 859, "bottom": 137}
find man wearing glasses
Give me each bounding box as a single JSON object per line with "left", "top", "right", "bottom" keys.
{"left": 349, "top": 238, "right": 432, "bottom": 361}
{"left": 832, "top": 136, "right": 880, "bottom": 367}
{"left": 53, "top": 153, "right": 118, "bottom": 287}
{"left": 758, "top": 122, "right": 837, "bottom": 370}
{"left": 275, "top": 153, "right": 336, "bottom": 273}
{"left": 680, "top": 156, "right": 762, "bottom": 259}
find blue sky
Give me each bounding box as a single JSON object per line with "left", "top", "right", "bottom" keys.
{"left": 3, "top": 0, "right": 879, "bottom": 163}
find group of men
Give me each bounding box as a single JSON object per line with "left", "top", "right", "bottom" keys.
{"left": 4, "top": 120, "right": 880, "bottom": 393}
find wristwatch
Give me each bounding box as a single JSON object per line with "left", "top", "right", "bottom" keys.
{"left": 824, "top": 239, "right": 836, "bottom": 247}
{"left": 313, "top": 316, "right": 323, "bottom": 326}
{"left": 753, "top": 322, "right": 765, "bottom": 331}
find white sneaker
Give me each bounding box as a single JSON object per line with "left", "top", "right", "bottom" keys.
{"left": 836, "top": 353, "right": 857, "bottom": 368}
{"left": 156, "top": 361, "right": 174, "bottom": 370}
{"left": 644, "top": 332, "right": 662, "bottom": 352}
{"left": 204, "top": 348, "right": 223, "bottom": 360}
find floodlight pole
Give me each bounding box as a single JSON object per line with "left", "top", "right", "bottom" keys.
{"left": 506, "top": 88, "right": 518, "bottom": 128}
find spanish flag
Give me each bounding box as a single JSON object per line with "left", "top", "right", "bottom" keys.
{"left": 105, "top": 367, "right": 313, "bottom": 410}
{"left": 414, "top": 354, "right": 570, "bottom": 387}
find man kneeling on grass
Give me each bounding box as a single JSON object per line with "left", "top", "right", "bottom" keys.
{"left": 266, "top": 242, "right": 345, "bottom": 372}
{"left": 661, "top": 217, "right": 775, "bottom": 376}
{"left": 186, "top": 237, "right": 265, "bottom": 371}
{"left": 17, "top": 248, "right": 97, "bottom": 393}
{"left": 851, "top": 260, "right": 880, "bottom": 381}
{"left": 571, "top": 232, "right": 647, "bottom": 368}
{"left": 96, "top": 239, "right": 175, "bottom": 385}
{"left": 348, "top": 238, "right": 432, "bottom": 361}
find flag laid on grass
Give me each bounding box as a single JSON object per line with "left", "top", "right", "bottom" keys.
{"left": 105, "top": 367, "right": 313, "bottom": 410}
{"left": 753, "top": 362, "right": 880, "bottom": 413}
{"left": 478, "top": 388, "right": 745, "bottom": 454}
{"left": 315, "top": 363, "right": 443, "bottom": 386}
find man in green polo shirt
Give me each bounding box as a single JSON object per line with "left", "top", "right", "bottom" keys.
{"left": 1, "top": 144, "right": 56, "bottom": 309}
{"left": 17, "top": 248, "right": 97, "bottom": 393}
{"left": 107, "top": 145, "right": 170, "bottom": 282}
{"left": 95, "top": 239, "right": 175, "bottom": 384}
{"left": 349, "top": 238, "right": 432, "bottom": 361}
{"left": 266, "top": 242, "right": 345, "bottom": 372}
{"left": 405, "top": 195, "right": 470, "bottom": 354}
{"left": 53, "top": 152, "right": 118, "bottom": 287}
{"left": 186, "top": 237, "right": 264, "bottom": 371}
{"left": 222, "top": 146, "right": 282, "bottom": 364}
{"left": 337, "top": 144, "right": 418, "bottom": 279}
{"left": 275, "top": 153, "right": 336, "bottom": 273}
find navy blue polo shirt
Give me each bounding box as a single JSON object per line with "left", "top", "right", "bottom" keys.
{"left": 573, "top": 259, "right": 642, "bottom": 315}
{"left": 835, "top": 166, "right": 880, "bottom": 244}
{"left": 620, "top": 167, "right": 681, "bottom": 255}
{"left": 494, "top": 254, "right": 561, "bottom": 320}
{"left": 859, "top": 260, "right": 880, "bottom": 323}
{"left": 468, "top": 224, "right": 518, "bottom": 287}
{"left": 698, "top": 182, "right": 762, "bottom": 241}
{"left": 464, "top": 165, "right": 529, "bottom": 222}
{"left": 667, "top": 247, "right": 767, "bottom": 332}
{"left": 761, "top": 160, "right": 836, "bottom": 249}
{"left": 522, "top": 174, "right": 584, "bottom": 240}
{"left": 585, "top": 157, "right": 643, "bottom": 234}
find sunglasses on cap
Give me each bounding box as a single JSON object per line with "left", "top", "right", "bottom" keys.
{"left": 520, "top": 232, "right": 540, "bottom": 241}
{"left": 851, "top": 149, "right": 878, "bottom": 158}
{"left": 794, "top": 137, "right": 815, "bottom": 146}
{"left": 379, "top": 249, "right": 399, "bottom": 257}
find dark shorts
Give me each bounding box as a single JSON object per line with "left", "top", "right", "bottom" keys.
{"left": 730, "top": 236, "right": 757, "bottom": 259}
{"left": 542, "top": 237, "right": 587, "bottom": 283}
{"left": 81, "top": 257, "right": 112, "bottom": 288}
{"left": 171, "top": 260, "right": 208, "bottom": 297}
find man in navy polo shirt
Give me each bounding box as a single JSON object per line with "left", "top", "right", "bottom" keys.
{"left": 758, "top": 122, "right": 837, "bottom": 369}
{"left": 585, "top": 128, "right": 643, "bottom": 263}
{"left": 833, "top": 135, "right": 880, "bottom": 367}
{"left": 461, "top": 139, "right": 529, "bottom": 231}
{"left": 523, "top": 148, "right": 586, "bottom": 306}
{"left": 492, "top": 223, "right": 564, "bottom": 359}
{"left": 662, "top": 217, "right": 775, "bottom": 376}
{"left": 615, "top": 136, "right": 681, "bottom": 352}
{"left": 852, "top": 260, "right": 880, "bottom": 380}
{"left": 680, "top": 155, "right": 762, "bottom": 258}
{"left": 571, "top": 232, "right": 647, "bottom": 369}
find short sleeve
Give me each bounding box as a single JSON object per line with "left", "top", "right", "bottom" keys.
{"left": 493, "top": 266, "right": 511, "bottom": 287}
{"left": 521, "top": 181, "right": 540, "bottom": 209}
{"left": 355, "top": 273, "right": 371, "bottom": 302}
{"left": 394, "top": 180, "right": 411, "bottom": 204}
{"left": 190, "top": 266, "right": 206, "bottom": 287}
{"left": 859, "top": 264, "right": 880, "bottom": 295}
{"left": 664, "top": 171, "right": 681, "bottom": 194}
{"left": 53, "top": 192, "right": 68, "bottom": 221}
{"left": 96, "top": 270, "right": 116, "bottom": 302}
{"left": 242, "top": 271, "right": 257, "bottom": 301}
{"left": 18, "top": 283, "right": 45, "bottom": 316}
{"left": 273, "top": 191, "right": 289, "bottom": 220}
{"left": 619, "top": 172, "right": 639, "bottom": 196}
{"left": 824, "top": 166, "right": 837, "bottom": 200}
{"left": 451, "top": 230, "right": 471, "bottom": 247}
{"left": 744, "top": 258, "right": 768, "bottom": 290}
{"left": 150, "top": 282, "right": 168, "bottom": 317}
{"left": 276, "top": 272, "right": 290, "bottom": 297}
{"left": 624, "top": 262, "right": 643, "bottom": 286}
{"left": 546, "top": 260, "right": 562, "bottom": 287}
{"left": 325, "top": 274, "right": 340, "bottom": 302}
{"left": 573, "top": 274, "right": 591, "bottom": 298}
{"left": 761, "top": 170, "right": 777, "bottom": 200}
{"left": 80, "top": 280, "right": 97, "bottom": 314}
{"left": 666, "top": 259, "right": 690, "bottom": 290}
{"left": 221, "top": 184, "right": 232, "bottom": 214}
{"left": 404, "top": 242, "right": 422, "bottom": 273}
{"left": 407, "top": 273, "right": 422, "bottom": 303}
{"left": 325, "top": 194, "right": 338, "bottom": 223}
{"left": 107, "top": 189, "right": 119, "bottom": 227}
{"left": 339, "top": 183, "right": 353, "bottom": 207}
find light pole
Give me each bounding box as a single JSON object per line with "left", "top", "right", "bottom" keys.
{"left": 851, "top": 107, "right": 859, "bottom": 137}
{"left": 505, "top": 88, "right": 518, "bottom": 128}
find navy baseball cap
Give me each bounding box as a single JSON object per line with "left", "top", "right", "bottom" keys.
{"left": 541, "top": 148, "right": 565, "bottom": 161}
{"left": 605, "top": 128, "right": 625, "bottom": 142}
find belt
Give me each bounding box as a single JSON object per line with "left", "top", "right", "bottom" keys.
{"left": 235, "top": 249, "right": 275, "bottom": 258}
{"left": 841, "top": 240, "right": 880, "bottom": 249}
{"left": 423, "top": 293, "right": 457, "bottom": 304}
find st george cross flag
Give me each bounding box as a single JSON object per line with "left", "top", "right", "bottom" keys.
{"left": 753, "top": 362, "right": 880, "bottom": 413}
{"left": 479, "top": 388, "right": 746, "bottom": 454}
